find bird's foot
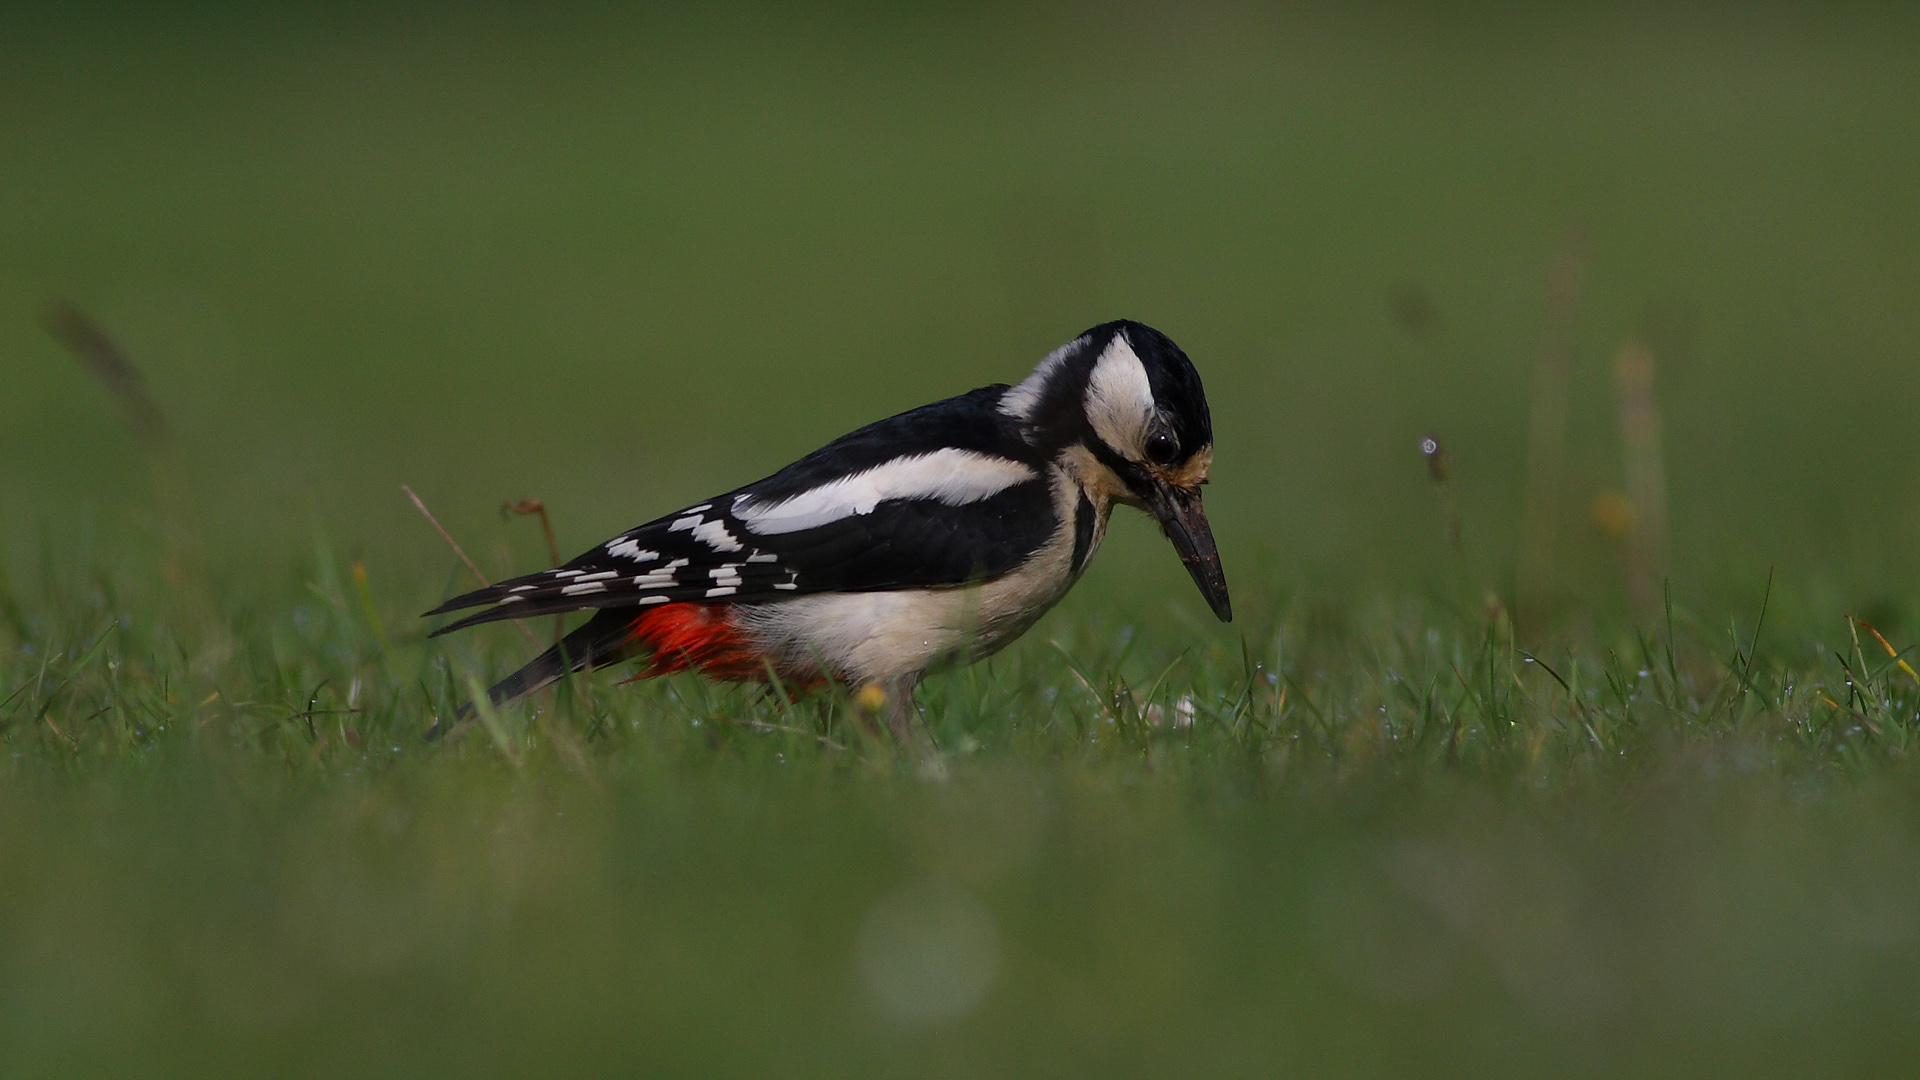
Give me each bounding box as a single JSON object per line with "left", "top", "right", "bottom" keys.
{"left": 856, "top": 678, "right": 944, "bottom": 777}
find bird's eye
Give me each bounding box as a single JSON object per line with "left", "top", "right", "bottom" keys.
{"left": 1145, "top": 429, "right": 1179, "bottom": 466}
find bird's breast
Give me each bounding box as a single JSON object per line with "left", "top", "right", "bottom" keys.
{"left": 733, "top": 466, "right": 1107, "bottom": 685}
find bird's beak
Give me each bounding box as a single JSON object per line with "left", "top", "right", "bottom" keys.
{"left": 1146, "top": 482, "right": 1232, "bottom": 623}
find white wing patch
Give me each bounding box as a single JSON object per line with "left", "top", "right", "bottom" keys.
{"left": 999, "top": 334, "right": 1088, "bottom": 421}
{"left": 606, "top": 538, "right": 659, "bottom": 562}
{"left": 692, "top": 518, "right": 744, "bottom": 552}
{"left": 732, "top": 449, "right": 1037, "bottom": 536}
{"left": 1083, "top": 332, "right": 1155, "bottom": 458}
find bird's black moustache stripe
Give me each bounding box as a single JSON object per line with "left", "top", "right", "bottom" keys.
{"left": 1086, "top": 438, "right": 1154, "bottom": 495}
{"left": 1070, "top": 491, "right": 1097, "bottom": 574}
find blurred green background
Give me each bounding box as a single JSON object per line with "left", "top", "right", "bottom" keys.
{"left": 7, "top": 5, "right": 1920, "bottom": 1078}
{"left": 6, "top": 2, "right": 1918, "bottom": 616}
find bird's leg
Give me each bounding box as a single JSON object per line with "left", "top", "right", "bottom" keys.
{"left": 880, "top": 674, "right": 931, "bottom": 750}
{"left": 885, "top": 676, "right": 950, "bottom": 781}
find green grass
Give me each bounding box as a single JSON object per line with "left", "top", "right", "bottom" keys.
{"left": 7, "top": 3, "right": 1920, "bottom": 1076}
{"left": 8, "top": 553, "right": 1920, "bottom": 1076}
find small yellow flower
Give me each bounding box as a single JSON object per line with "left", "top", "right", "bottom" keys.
{"left": 854, "top": 684, "right": 889, "bottom": 712}
{"left": 1592, "top": 491, "right": 1634, "bottom": 541}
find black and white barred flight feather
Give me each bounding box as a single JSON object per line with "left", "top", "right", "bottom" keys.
{"left": 426, "top": 390, "right": 1056, "bottom": 634}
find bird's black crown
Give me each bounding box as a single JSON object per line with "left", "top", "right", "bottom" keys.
{"left": 1007, "top": 319, "right": 1213, "bottom": 463}
{"left": 1107, "top": 320, "right": 1213, "bottom": 463}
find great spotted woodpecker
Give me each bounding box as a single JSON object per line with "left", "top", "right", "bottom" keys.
{"left": 425, "top": 320, "right": 1228, "bottom": 739}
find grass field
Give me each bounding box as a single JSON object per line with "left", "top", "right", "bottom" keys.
{"left": 6, "top": 4, "right": 1920, "bottom": 1076}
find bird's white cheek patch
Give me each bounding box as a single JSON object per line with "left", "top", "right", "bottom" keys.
{"left": 1083, "top": 334, "right": 1154, "bottom": 457}
{"left": 732, "top": 449, "right": 1036, "bottom": 535}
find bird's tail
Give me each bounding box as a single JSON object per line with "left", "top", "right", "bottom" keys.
{"left": 428, "top": 609, "right": 636, "bottom": 740}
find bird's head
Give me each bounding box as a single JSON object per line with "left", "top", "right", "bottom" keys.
{"left": 1002, "top": 320, "right": 1231, "bottom": 623}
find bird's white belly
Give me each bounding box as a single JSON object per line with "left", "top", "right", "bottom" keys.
{"left": 736, "top": 472, "right": 1106, "bottom": 684}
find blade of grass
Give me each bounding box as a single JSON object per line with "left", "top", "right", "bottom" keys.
{"left": 465, "top": 675, "right": 524, "bottom": 767}
{"left": 352, "top": 560, "right": 391, "bottom": 651}
{"left": 1851, "top": 616, "right": 1920, "bottom": 691}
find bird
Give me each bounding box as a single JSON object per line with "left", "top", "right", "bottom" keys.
{"left": 424, "top": 319, "right": 1229, "bottom": 742}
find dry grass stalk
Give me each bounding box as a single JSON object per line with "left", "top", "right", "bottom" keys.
{"left": 503, "top": 498, "right": 566, "bottom": 644}
{"left": 1420, "top": 434, "right": 1463, "bottom": 550}
{"left": 403, "top": 485, "right": 540, "bottom": 648}
{"left": 1612, "top": 340, "right": 1668, "bottom": 619}
{"left": 39, "top": 300, "right": 229, "bottom": 661}
{"left": 1516, "top": 235, "right": 1587, "bottom": 631}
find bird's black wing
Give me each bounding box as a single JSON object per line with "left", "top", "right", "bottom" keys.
{"left": 424, "top": 387, "right": 1058, "bottom": 636}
